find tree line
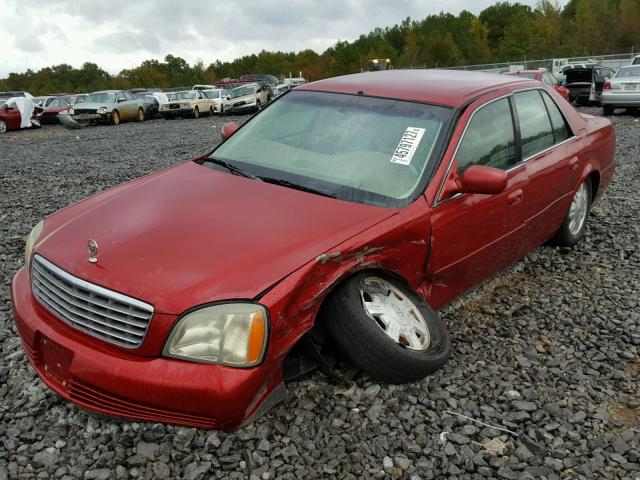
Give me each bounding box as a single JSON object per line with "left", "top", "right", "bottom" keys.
{"left": 1, "top": 0, "right": 638, "bottom": 95}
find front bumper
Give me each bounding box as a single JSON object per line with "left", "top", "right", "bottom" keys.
{"left": 70, "top": 113, "right": 111, "bottom": 123}
{"left": 11, "top": 266, "right": 284, "bottom": 431}
{"left": 160, "top": 107, "right": 193, "bottom": 117}
{"left": 227, "top": 101, "right": 257, "bottom": 113}
{"left": 601, "top": 91, "right": 640, "bottom": 106}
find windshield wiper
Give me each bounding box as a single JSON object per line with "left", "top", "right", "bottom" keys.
{"left": 206, "top": 157, "right": 261, "bottom": 180}
{"left": 258, "top": 177, "right": 337, "bottom": 199}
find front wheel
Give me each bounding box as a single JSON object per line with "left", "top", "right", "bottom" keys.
{"left": 219, "top": 104, "right": 225, "bottom": 115}
{"left": 551, "top": 178, "right": 592, "bottom": 247}
{"left": 322, "top": 272, "right": 451, "bottom": 384}
{"left": 193, "top": 107, "right": 200, "bottom": 119}
{"left": 111, "top": 110, "right": 120, "bottom": 125}
{"left": 256, "top": 100, "right": 261, "bottom": 111}
{"left": 210, "top": 106, "right": 214, "bottom": 116}
{"left": 136, "top": 108, "right": 145, "bottom": 122}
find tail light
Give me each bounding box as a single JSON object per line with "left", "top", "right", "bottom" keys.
{"left": 603, "top": 81, "right": 611, "bottom": 90}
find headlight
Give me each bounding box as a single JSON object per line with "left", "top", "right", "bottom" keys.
{"left": 164, "top": 303, "right": 268, "bottom": 367}
{"left": 25, "top": 220, "right": 45, "bottom": 270}
{"left": 97, "top": 107, "right": 107, "bottom": 114}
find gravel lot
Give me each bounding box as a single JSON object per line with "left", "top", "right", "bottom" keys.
{"left": 1, "top": 108, "right": 638, "bottom": 480}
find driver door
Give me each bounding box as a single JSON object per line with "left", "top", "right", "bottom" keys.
{"left": 427, "top": 93, "right": 529, "bottom": 307}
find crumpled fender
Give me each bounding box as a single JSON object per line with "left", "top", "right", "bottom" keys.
{"left": 260, "top": 195, "right": 433, "bottom": 365}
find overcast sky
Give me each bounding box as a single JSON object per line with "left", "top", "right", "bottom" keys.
{"left": 0, "top": 0, "right": 568, "bottom": 77}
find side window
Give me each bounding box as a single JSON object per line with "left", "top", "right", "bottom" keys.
{"left": 117, "top": 92, "right": 126, "bottom": 102}
{"left": 543, "top": 72, "right": 557, "bottom": 85}
{"left": 514, "top": 90, "right": 555, "bottom": 158}
{"left": 457, "top": 98, "right": 516, "bottom": 172}
{"left": 540, "top": 90, "right": 573, "bottom": 143}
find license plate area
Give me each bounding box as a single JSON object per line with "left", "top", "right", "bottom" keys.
{"left": 37, "top": 334, "right": 73, "bottom": 385}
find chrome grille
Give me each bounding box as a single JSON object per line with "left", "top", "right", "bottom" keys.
{"left": 31, "top": 255, "right": 153, "bottom": 348}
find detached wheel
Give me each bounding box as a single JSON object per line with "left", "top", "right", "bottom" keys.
{"left": 602, "top": 105, "right": 614, "bottom": 116}
{"left": 111, "top": 110, "right": 120, "bottom": 125}
{"left": 193, "top": 107, "right": 200, "bottom": 119}
{"left": 0, "top": 120, "right": 6, "bottom": 133}
{"left": 323, "top": 272, "right": 451, "bottom": 384}
{"left": 136, "top": 108, "right": 145, "bottom": 122}
{"left": 551, "top": 177, "right": 592, "bottom": 247}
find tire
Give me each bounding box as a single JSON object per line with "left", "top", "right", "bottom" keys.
{"left": 322, "top": 272, "right": 451, "bottom": 384}
{"left": 193, "top": 107, "right": 199, "bottom": 119}
{"left": 602, "top": 105, "right": 614, "bottom": 116}
{"left": 136, "top": 108, "right": 145, "bottom": 122}
{"left": 0, "top": 120, "right": 6, "bottom": 133}
{"left": 111, "top": 110, "right": 120, "bottom": 125}
{"left": 210, "top": 106, "right": 215, "bottom": 116}
{"left": 551, "top": 177, "right": 592, "bottom": 247}
{"left": 256, "top": 100, "right": 261, "bottom": 111}
{"left": 219, "top": 104, "right": 225, "bottom": 115}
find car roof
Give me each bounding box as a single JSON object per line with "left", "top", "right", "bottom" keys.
{"left": 297, "top": 69, "right": 530, "bottom": 108}
{"left": 92, "top": 90, "right": 124, "bottom": 94}
{"left": 505, "top": 70, "right": 542, "bottom": 75}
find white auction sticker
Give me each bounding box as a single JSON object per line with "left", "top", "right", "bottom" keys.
{"left": 390, "top": 127, "right": 426, "bottom": 165}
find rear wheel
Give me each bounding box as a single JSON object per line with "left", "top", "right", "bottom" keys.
{"left": 551, "top": 177, "right": 592, "bottom": 247}
{"left": 111, "top": 110, "right": 120, "bottom": 125}
{"left": 136, "top": 108, "right": 145, "bottom": 122}
{"left": 193, "top": 107, "right": 200, "bottom": 119}
{"left": 0, "top": 120, "right": 6, "bottom": 133}
{"left": 322, "top": 272, "right": 451, "bottom": 384}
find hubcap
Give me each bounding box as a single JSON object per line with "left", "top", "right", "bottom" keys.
{"left": 0, "top": 121, "right": 6, "bottom": 133}
{"left": 568, "top": 182, "right": 588, "bottom": 236}
{"left": 359, "top": 277, "right": 431, "bottom": 351}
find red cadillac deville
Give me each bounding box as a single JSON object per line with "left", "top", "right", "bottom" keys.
{"left": 12, "top": 70, "right": 616, "bottom": 431}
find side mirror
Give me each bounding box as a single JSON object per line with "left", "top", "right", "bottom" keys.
{"left": 458, "top": 165, "right": 508, "bottom": 195}
{"left": 221, "top": 122, "right": 240, "bottom": 140}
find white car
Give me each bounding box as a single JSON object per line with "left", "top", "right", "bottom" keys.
{"left": 202, "top": 89, "right": 230, "bottom": 115}
{"left": 226, "top": 83, "right": 268, "bottom": 113}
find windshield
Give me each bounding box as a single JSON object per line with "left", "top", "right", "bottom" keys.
{"left": 207, "top": 91, "right": 452, "bottom": 207}
{"left": 170, "top": 91, "right": 195, "bottom": 100}
{"left": 85, "top": 92, "right": 117, "bottom": 103}
{"left": 230, "top": 86, "right": 254, "bottom": 97}
{"left": 203, "top": 89, "right": 222, "bottom": 99}
{"left": 616, "top": 66, "right": 640, "bottom": 78}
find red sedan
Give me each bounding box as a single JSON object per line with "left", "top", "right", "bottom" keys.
{"left": 36, "top": 96, "right": 73, "bottom": 124}
{"left": 0, "top": 98, "right": 24, "bottom": 132}
{"left": 505, "top": 69, "right": 571, "bottom": 100}
{"left": 12, "top": 70, "right": 616, "bottom": 431}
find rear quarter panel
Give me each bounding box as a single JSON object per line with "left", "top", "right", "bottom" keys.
{"left": 577, "top": 114, "right": 616, "bottom": 200}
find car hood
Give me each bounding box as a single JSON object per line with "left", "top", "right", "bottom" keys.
{"left": 36, "top": 161, "right": 396, "bottom": 314}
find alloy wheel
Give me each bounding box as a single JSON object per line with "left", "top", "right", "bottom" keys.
{"left": 568, "top": 181, "right": 589, "bottom": 236}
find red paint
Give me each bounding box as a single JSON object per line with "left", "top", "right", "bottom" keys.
{"left": 221, "top": 122, "right": 240, "bottom": 140}
{"left": 505, "top": 70, "right": 570, "bottom": 100}
{"left": 12, "top": 71, "right": 616, "bottom": 430}
{"left": 0, "top": 103, "right": 23, "bottom": 130}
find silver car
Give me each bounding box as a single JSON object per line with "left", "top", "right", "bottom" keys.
{"left": 601, "top": 65, "right": 640, "bottom": 115}
{"left": 68, "top": 90, "right": 145, "bottom": 125}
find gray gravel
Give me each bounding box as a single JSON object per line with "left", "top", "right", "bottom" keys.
{"left": 1, "top": 107, "right": 639, "bottom": 479}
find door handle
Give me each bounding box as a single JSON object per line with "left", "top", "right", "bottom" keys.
{"left": 507, "top": 189, "right": 523, "bottom": 206}
{"left": 569, "top": 156, "right": 579, "bottom": 171}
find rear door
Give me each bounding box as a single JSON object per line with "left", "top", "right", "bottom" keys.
{"left": 513, "top": 88, "right": 583, "bottom": 248}
{"left": 427, "top": 93, "right": 529, "bottom": 307}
